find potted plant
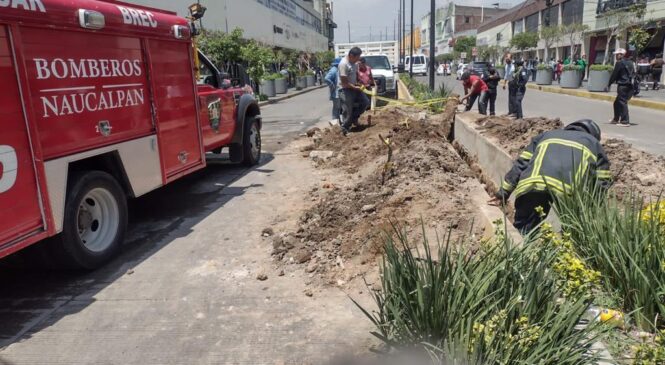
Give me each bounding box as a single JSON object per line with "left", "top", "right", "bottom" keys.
{"left": 535, "top": 64, "right": 553, "bottom": 85}
{"left": 296, "top": 71, "right": 308, "bottom": 89}
{"left": 260, "top": 75, "right": 276, "bottom": 98}
{"left": 587, "top": 64, "right": 613, "bottom": 92}
{"left": 305, "top": 70, "right": 316, "bottom": 87}
{"left": 272, "top": 73, "right": 287, "bottom": 94}
{"left": 560, "top": 64, "right": 582, "bottom": 88}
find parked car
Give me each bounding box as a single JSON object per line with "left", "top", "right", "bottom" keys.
{"left": 437, "top": 63, "right": 451, "bottom": 76}
{"left": 469, "top": 61, "right": 491, "bottom": 77}
{"left": 405, "top": 54, "right": 428, "bottom": 76}
{"left": 456, "top": 63, "right": 468, "bottom": 79}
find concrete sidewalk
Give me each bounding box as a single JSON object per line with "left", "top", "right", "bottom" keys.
{"left": 527, "top": 82, "right": 665, "bottom": 112}
{"left": 259, "top": 84, "right": 326, "bottom": 107}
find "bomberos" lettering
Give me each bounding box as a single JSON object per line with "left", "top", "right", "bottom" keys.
{"left": 34, "top": 58, "right": 142, "bottom": 80}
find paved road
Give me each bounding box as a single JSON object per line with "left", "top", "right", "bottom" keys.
{"left": 0, "top": 88, "right": 371, "bottom": 364}
{"left": 416, "top": 75, "right": 665, "bottom": 155}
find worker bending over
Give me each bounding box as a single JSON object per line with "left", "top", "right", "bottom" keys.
{"left": 492, "top": 120, "right": 612, "bottom": 234}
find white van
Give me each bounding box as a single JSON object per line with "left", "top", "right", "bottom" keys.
{"left": 405, "top": 54, "right": 428, "bottom": 76}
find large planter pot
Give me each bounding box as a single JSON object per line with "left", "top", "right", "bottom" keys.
{"left": 274, "top": 78, "right": 287, "bottom": 94}
{"left": 306, "top": 75, "right": 315, "bottom": 87}
{"left": 261, "top": 79, "right": 276, "bottom": 97}
{"left": 296, "top": 76, "right": 307, "bottom": 89}
{"left": 587, "top": 70, "right": 611, "bottom": 92}
{"left": 535, "top": 69, "right": 553, "bottom": 85}
{"left": 560, "top": 70, "right": 581, "bottom": 88}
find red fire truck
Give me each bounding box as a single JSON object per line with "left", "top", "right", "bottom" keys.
{"left": 0, "top": 0, "right": 262, "bottom": 268}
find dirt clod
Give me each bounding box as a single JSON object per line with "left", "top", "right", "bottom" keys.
{"left": 262, "top": 227, "right": 274, "bottom": 237}
{"left": 256, "top": 272, "right": 268, "bottom": 281}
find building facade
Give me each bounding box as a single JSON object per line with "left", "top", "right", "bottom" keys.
{"left": 421, "top": 3, "right": 508, "bottom": 56}
{"left": 402, "top": 27, "right": 422, "bottom": 56}
{"left": 124, "top": 0, "right": 332, "bottom": 52}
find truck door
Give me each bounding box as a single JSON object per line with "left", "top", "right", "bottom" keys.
{"left": 147, "top": 39, "right": 204, "bottom": 180}
{"left": 0, "top": 25, "right": 45, "bottom": 247}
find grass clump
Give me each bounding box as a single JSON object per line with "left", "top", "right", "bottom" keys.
{"left": 354, "top": 223, "right": 610, "bottom": 364}
{"left": 400, "top": 74, "right": 451, "bottom": 112}
{"left": 554, "top": 185, "right": 665, "bottom": 332}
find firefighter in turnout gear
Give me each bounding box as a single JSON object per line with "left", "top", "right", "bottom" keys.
{"left": 492, "top": 120, "right": 612, "bottom": 234}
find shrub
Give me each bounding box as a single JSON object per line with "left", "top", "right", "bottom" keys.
{"left": 354, "top": 222, "right": 610, "bottom": 364}
{"left": 590, "top": 64, "right": 614, "bottom": 72}
{"left": 537, "top": 64, "right": 553, "bottom": 71}
{"left": 264, "top": 73, "right": 284, "bottom": 81}
{"left": 563, "top": 64, "right": 583, "bottom": 71}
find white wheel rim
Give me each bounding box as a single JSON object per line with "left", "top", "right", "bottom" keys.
{"left": 76, "top": 187, "right": 120, "bottom": 253}
{"left": 249, "top": 123, "right": 261, "bottom": 160}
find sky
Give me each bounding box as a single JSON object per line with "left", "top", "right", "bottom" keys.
{"left": 331, "top": 0, "right": 519, "bottom": 43}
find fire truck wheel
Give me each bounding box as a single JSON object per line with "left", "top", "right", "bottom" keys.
{"left": 241, "top": 116, "right": 261, "bottom": 166}
{"left": 56, "top": 171, "right": 128, "bottom": 270}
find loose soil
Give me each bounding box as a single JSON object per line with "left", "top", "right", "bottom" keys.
{"left": 272, "top": 100, "right": 486, "bottom": 286}
{"left": 473, "top": 116, "right": 665, "bottom": 199}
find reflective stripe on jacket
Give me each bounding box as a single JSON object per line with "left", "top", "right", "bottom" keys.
{"left": 496, "top": 129, "right": 612, "bottom": 200}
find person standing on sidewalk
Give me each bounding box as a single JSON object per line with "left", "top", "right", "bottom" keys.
{"left": 337, "top": 47, "right": 369, "bottom": 135}
{"left": 651, "top": 53, "right": 663, "bottom": 90}
{"left": 483, "top": 67, "right": 501, "bottom": 116}
{"left": 608, "top": 48, "right": 634, "bottom": 127}
{"left": 460, "top": 71, "right": 490, "bottom": 115}
{"left": 324, "top": 57, "right": 341, "bottom": 126}
{"left": 502, "top": 54, "right": 516, "bottom": 117}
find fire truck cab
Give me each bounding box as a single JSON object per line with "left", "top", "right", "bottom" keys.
{"left": 0, "top": 0, "right": 262, "bottom": 268}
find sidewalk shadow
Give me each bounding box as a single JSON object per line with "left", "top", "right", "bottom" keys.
{"left": 0, "top": 152, "right": 275, "bottom": 349}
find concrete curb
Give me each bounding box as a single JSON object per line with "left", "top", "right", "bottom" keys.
{"left": 259, "top": 85, "right": 326, "bottom": 107}
{"left": 527, "top": 83, "right": 665, "bottom": 111}
{"left": 396, "top": 78, "right": 414, "bottom": 102}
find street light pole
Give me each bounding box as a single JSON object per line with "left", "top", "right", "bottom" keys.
{"left": 402, "top": 0, "right": 405, "bottom": 64}
{"left": 409, "top": 0, "right": 413, "bottom": 77}
{"left": 429, "top": 0, "right": 435, "bottom": 90}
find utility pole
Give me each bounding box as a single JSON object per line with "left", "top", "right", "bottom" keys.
{"left": 398, "top": 9, "right": 401, "bottom": 62}
{"left": 429, "top": 0, "right": 435, "bottom": 90}
{"left": 380, "top": 30, "right": 383, "bottom": 42}
{"left": 370, "top": 25, "right": 372, "bottom": 41}
{"left": 402, "top": 0, "right": 406, "bottom": 64}
{"left": 347, "top": 20, "right": 351, "bottom": 43}
{"left": 393, "top": 19, "right": 396, "bottom": 41}
{"left": 409, "top": 0, "right": 414, "bottom": 77}
{"left": 385, "top": 26, "right": 388, "bottom": 41}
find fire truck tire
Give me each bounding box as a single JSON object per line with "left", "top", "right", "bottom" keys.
{"left": 53, "top": 171, "right": 128, "bottom": 270}
{"left": 231, "top": 116, "right": 261, "bottom": 166}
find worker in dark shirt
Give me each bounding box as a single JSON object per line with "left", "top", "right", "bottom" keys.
{"left": 608, "top": 48, "right": 634, "bottom": 127}
{"left": 483, "top": 67, "right": 501, "bottom": 116}
{"left": 492, "top": 119, "right": 612, "bottom": 234}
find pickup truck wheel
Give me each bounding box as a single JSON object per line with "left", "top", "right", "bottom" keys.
{"left": 242, "top": 116, "right": 261, "bottom": 166}
{"left": 54, "top": 171, "right": 127, "bottom": 270}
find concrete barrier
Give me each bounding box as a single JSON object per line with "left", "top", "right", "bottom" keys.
{"left": 396, "top": 78, "right": 414, "bottom": 102}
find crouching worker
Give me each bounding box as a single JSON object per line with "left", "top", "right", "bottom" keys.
{"left": 490, "top": 119, "right": 612, "bottom": 234}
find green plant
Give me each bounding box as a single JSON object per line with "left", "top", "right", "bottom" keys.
{"left": 198, "top": 28, "right": 246, "bottom": 66}
{"left": 633, "top": 330, "right": 665, "bottom": 364}
{"left": 241, "top": 40, "right": 274, "bottom": 94}
{"left": 598, "top": 4, "right": 646, "bottom": 64}
{"left": 629, "top": 27, "right": 653, "bottom": 59}
{"left": 400, "top": 75, "right": 451, "bottom": 112}
{"left": 354, "top": 222, "right": 610, "bottom": 363}
{"left": 264, "top": 73, "right": 283, "bottom": 81}
{"left": 554, "top": 183, "right": 665, "bottom": 331}
{"left": 537, "top": 64, "right": 553, "bottom": 71}
{"left": 562, "top": 23, "right": 589, "bottom": 59}
{"left": 453, "top": 36, "right": 476, "bottom": 56}
{"left": 590, "top": 64, "right": 614, "bottom": 72}
{"left": 563, "top": 64, "right": 583, "bottom": 71}
{"left": 540, "top": 26, "right": 563, "bottom": 61}
{"left": 510, "top": 32, "right": 539, "bottom": 51}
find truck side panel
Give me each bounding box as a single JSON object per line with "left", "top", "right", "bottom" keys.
{"left": 20, "top": 27, "right": 154, "bottom": 160}
{"left": 0, "top": 25, "right": 45, "bottom": 248}
{"left": 146, "top": 39, "right": 204, "bottom": 180}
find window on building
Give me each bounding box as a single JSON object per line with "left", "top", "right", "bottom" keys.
{"left": 541, "top": 5, "right": 559, "bottom": 26}
{"left": 525, "top": 13, "right": 539, "bottom": 32}
{"left": 562, "top": 0, "right": 583, "bottom": 25}
{"left": 513, "top": 19, "right": 524, "bottom": 35}
{"left": 465, "top": 16, "right": 471, "bottom": 24}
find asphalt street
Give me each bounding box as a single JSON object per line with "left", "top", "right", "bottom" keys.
{"left": 416, "top": 75, "right": 665, "bottom": 155}
{"left": 0, "top": 87, "right": 372, "bottom": 365}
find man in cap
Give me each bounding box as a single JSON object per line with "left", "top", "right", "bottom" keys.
{"left": 491, "top": 119, "right": 612, "bottom": 234}
{"left": 608, "top": 48, "right": 635, "bottom": 127}
{"left": 325, "top": 57, "right": 342, "bottom": 126}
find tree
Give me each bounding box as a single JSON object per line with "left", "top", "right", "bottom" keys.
{"left": 539, "top": 26, "right": 562, "bottom": 61}
{"left": 241, "top": 40, "right": 274, "bottom": 94}
{"left": 628, "top": 27, "right": 652, "bottom": 58}
{"left": 314, "top": 51, "right": 335, "bottom": 69}
{"left": 598, "top": 4, "right": 646, "bottom": 64}
{"left": 198, "top": 28, "right": 246, "bottom": 68}
{"left": 561, "top": 23, "right": 589, "bottom": 60}
{"left": 453, "top": 36, "right": 476, "bottom": 57}
{"left": 510, "top": 32, "right": 539, "bottom": 52}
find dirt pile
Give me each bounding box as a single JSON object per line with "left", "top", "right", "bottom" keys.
{"left": 602, "top": 138, "right": 665, "bottom": 199}
{"left": 472, "top": 116, "right": 665, "bottom": 199}
{"left": 273, "top": 101, "right": 482, "bottom": 286}
{"left": 474, "top": 116, "right": 563, "bottom": 156}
